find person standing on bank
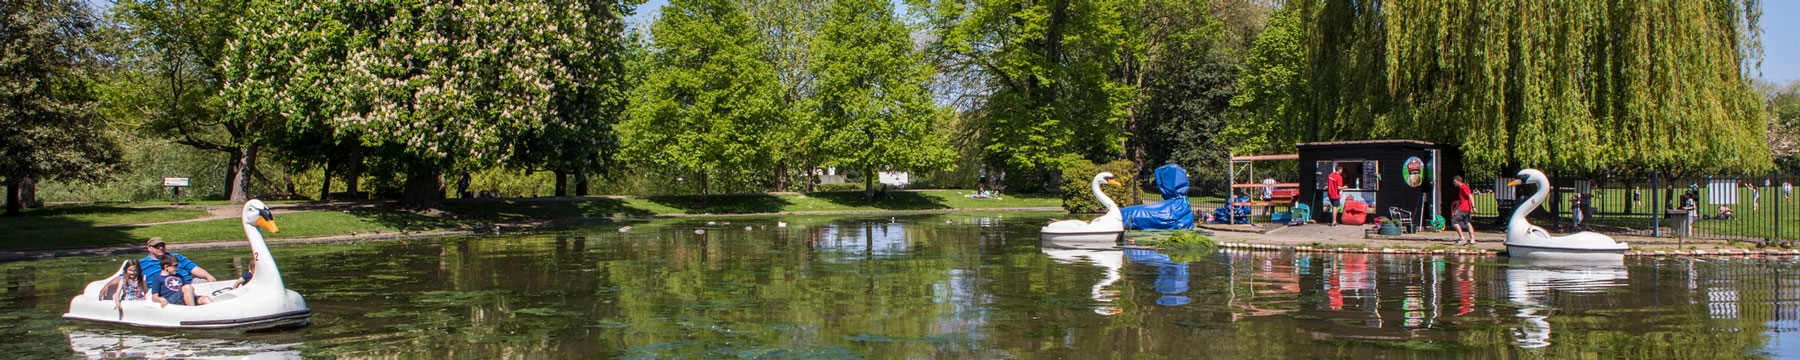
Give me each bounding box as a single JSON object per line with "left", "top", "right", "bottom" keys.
{"left": 1452, "top": 175, "right": 1477, "bottom": 245}
{"left": 1327, "top": 166, "right": 1344, "bottom": 226}
{"left": 140, "top": 237, "right": 216, "bottom": 284}
{"left": 1261, "top": 176, "right": 1278, "bottom": 217}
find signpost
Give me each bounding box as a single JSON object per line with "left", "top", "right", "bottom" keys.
{"left": 163, "top": 178, "right": 189, "bottom": 205}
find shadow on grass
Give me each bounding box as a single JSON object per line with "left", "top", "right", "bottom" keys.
{"left": 807, "top": 191, "right": 952, "bottom": 211}
{"left": 643, "top": 193, "right": 795, "bottom": 214}
{"left": 0, "top": 206, "right": 139, "bottom": 250}
{"left": 442, "top": 198, "right": 656, "bottom": 221}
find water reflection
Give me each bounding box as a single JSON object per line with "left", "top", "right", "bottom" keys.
{"left": 1040, "top": 247, "right": 1124, "bottom": 315}
{"left": 8, "top": 213, "right": 1800, "bottom": 358}
{"left": 65, "top": 329, "right": 301, "bottom": 359}
{"left": 1505, "top": 258, "right": 1629, "bottom": 348}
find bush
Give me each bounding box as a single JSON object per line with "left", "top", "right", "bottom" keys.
{"left": 814, "top": 183, "right": 864, "bottom": 192}
{"left": 1060, "top": 159, "right": 1141, "bottom": 213}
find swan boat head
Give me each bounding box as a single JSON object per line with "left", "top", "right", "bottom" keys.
{"left": 1504, "top": 169, "right": 1628, "bottom": 259}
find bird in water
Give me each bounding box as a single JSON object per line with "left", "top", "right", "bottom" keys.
{"left": 777, "top": 221, "right": 788, "bottom": 228}
{"left": 618, "top": 226, "right": 632, "bottom": 233}
{"left": 694, "top": 229, "right": 706, "bottom": 235}
{"left": 744, "top": 226, "right": 752, "bottom": 231}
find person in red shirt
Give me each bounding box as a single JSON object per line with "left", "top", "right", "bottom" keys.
{"left": 1452, "top": 175, "right": 1476, "bottom": 245}
{"left": 1327, "top": 166, "right": 1344, "bottom": 226}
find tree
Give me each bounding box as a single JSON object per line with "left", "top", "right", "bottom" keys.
{"left": 226, "top": 0, "right": 640, "bottom": 209}
{"left": 620, "top": 0, "right": 787, "bottom": 203}
{"left": 1123, "top": 0, "right": 1238, "bottom": 190}
{"left": 109, "top": 0, "right": 267, "bottom": 203}
{"left": 1229, "top": 0, "right": 1770, "bottom": 176}
{"left": 810, "top": 0, "right": 955, "bottom": 199}
{"left": 739, "top": 0, "right": 827, "bottom": 191}
{"left": 503, "top": 0, "right": 639, "bottom": 197}
{"left": 911, "top": 0, "right": 1139, "bottom": 191}
{"left": 0, "top": 0, "right": 125, "bottom": 216}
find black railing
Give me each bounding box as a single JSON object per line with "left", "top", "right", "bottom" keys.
{"left": 1473, "top": 172, "right": 1797, "bottom": 243}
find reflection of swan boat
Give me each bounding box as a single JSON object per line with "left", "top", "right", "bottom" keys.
{"left": 1504, "top": 169, "right": 1629, "bottom": 261}
{"left": 64, "top": 200, "right": 311, "bottom": 330}
{"left": 1506, "top": 257, "right": 1629, "bottom": 349}
{"left": 1041, "top": 246, "right": 1125, "bottom": 315}
{"left": 65, "top": 328, "right": 302, "bottom": 359}
{"left": 1041, "top": 173, "right": 1124, "bottom": 245}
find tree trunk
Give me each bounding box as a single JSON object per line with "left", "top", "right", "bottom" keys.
{"left": 575, "top": 172, "right": 589, "bottom": 196}
{"left": 224, "top": 149, "right": 243, "bottom": 201}
{"left": 320, "top": 161, "right": 333, "bottom": 201}
{"left": 700, "top": 172, "right": 710, "bottom": 208}
{"left": 4, "top": 178, "right": 20, "bottom": 216}
{"left": 865, "top": 167, "right": 876, "bottom": 201}
{"left": 399, "top": 171, "right": 445, "bottom": 210}
{"left": 554, "top": 171, "right": 568, "bottom": 197}
{"left": 776, "top": 160, "right": 789, "bottom": 192}
{"left": 18, "top": 177, "right": 37, "bottom": 209}
{"left": 346, "top": 140, "right": 363, "bottom": 199}
{"left": 229, "top": 144, "right": 258, "bottom": 204}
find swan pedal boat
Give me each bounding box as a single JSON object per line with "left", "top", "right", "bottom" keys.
{"left": 63, "top": 200, "right": 311, "bottom": 330}
{"left": 1041, "top": 172, "right": 1126, "bottom": 246}
{"left": 1503, "top": 169, "right": 1630, "bottom": 262}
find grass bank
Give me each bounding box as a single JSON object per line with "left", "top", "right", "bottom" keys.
{"left": 0, "top": 190, "right": 1061, "bottom": 251}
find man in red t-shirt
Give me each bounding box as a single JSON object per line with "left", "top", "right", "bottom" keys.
{"left": 1327, "top": 166, "right": 1344, "bottom": 226}
{"left": 1452, "top": 175, "right": 1476, "bottom": 245}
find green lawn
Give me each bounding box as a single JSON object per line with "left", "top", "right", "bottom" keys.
{"left": 442, "top": 190, "right": 1063, "bottom": 222}
{"left": 0, "top": 189, "right": 1063, "bottom": 250}
{"left": 0, "top": 205, "right": 207, "bottom": 231}
{"left": 1, "top": 209, "right": 452, "bottom": 250}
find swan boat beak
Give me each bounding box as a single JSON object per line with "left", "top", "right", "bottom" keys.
{"left": 1507, "top": 180, "right": 1521, "bottom": 187}
{"left": 254, "top": 209, "right": 280, "bottom": 233}
{"left": 1106, "top": 179, "right": 1122, "bottom": 186}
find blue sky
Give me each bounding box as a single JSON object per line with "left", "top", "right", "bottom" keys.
{"left": 1758, "top": 0, "right": 1800, "bottom": 85}
{"left": 629, "top": 0, "right": 1800, "bottom": 85}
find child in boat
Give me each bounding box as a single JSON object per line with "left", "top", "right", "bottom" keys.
{"left": 232, "top": 251, "right": 258, "bottom": 288}
{"left": 100, "top": 259, "right": 150, "bottom": 310}
{"left": 150, "top": 254, "right": 212, "bottom": 307}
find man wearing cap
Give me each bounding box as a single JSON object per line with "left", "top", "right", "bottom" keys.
{"left": 139, "top": 237, "right": 216, "bottom": 284}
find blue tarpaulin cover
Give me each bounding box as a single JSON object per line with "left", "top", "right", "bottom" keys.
{"left": 1122, "top": 164, "right": 1195, "bottom": 230}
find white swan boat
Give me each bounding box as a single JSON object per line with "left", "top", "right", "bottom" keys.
{"left": 64, "top": 200, "right": 311, "bottom": 330}
{"left": 1041, "top": 172, "right": 1125, "bottom": 246}
{"left": 1504, "top": 169, "right": 1630, "bottom": 261}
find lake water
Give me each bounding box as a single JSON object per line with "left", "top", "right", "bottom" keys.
{"left": 4, "top": 212, "right": 1800, "bottom": 358}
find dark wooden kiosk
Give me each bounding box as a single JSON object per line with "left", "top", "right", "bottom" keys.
{"left": 1297, "top": 140, "right": 1463, "bottom": 230}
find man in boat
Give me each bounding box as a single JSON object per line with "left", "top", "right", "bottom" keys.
{"left": 149, "top": 254, "right": 212, "bottom": 306}
{"left": 139, "top": 237, "right": 217, "bottom": 285}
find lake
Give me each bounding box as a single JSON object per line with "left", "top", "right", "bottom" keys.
{"left": 3, "top": 212, "right": 1800, "bottom": 358}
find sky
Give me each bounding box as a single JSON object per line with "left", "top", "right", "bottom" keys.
{"left": 1757, "top": 1, "right": 1800, "bottom": 86}
{"left": 628, "top": 0, "right": 1800, "bottom": 86}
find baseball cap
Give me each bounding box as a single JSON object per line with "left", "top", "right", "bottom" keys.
{"left": 146, "top": 237, "right": 165, "bottom": 247}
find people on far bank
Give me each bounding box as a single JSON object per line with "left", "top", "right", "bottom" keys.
{"left": 1326, "top": 166, "right": 1344, "bottom": 226}
{"left": 1451, "top": 175, "right": 1476, "bottom": 246}
{"left": 1261, "top": 176, "right": 1278, "bottom": 217}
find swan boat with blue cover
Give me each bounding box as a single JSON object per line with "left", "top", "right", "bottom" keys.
{"left": 1041, "top": 172, "right": 1126, "bottom": 247}
{"left": 1504, "top": 169, "right": 1630, "bottom": 261}
{"left": 64, "top": 200, "right": 311, "bottom": 330}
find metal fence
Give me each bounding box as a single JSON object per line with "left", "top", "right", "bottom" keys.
{"left": 1472, "top": 172, "right": 1799, "bottom": 243}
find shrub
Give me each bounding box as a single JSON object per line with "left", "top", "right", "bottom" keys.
{"left": 1060, "top": 159, "right": 1141, "bottom": 213}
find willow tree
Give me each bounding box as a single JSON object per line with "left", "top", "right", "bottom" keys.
{"left": 1229, "top": 0, "right": 1769, "bottom": 176}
